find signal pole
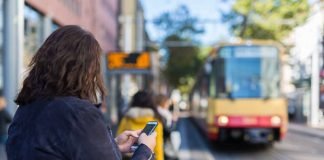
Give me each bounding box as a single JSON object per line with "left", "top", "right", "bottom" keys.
{"left": 3, "top": 0, "right": 24, "bottom": 115}
{"left": 309, "top": 3, "right": 323, "bottom": 127}
{"left": 310, "top": 42, "right": 320, "bottom": 127}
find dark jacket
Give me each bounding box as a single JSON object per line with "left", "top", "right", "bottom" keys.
{"left": 0, "top": 109, "right": 12, "bottom": 135}
{"left": 6, "top": 96, "right": 153, "bottom": 160}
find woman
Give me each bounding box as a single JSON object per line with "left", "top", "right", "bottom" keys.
{"left": 6, "top": 25, "right": 156, "bottom": 160}
{"left": 155, "top": 95, "right": 178, "bottom": 132}
{"left": 118, "top": 91, "right": 164, "bottom": 160}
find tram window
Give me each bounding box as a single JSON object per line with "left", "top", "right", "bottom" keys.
{"left": 215, "top": 59, "right": 227, "bottom": 97}
{"left": 209, "top": 59, "right": 227, "bottom": 98}
{"left": 217, "top": 77, "right": 227, "bottom": 98}
{"left": 212, "top": 45, "right": 280, "bottom": 99}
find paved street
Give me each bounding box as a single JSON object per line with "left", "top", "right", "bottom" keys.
{"left": 1, "top": 118, "right": 323, "bottom": 160}
{"left": 178, "top": 118, "right": 324, "bottom": 160}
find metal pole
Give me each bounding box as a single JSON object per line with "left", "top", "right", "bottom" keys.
{"left": 17, "top": 0, "right": 24, "bottom": 91}
{"left": 310, "top": 42, "right": 321, "bottom": 127}
{"left": 124, "top": 15, "right": 132, "bottom": 52}
{"left": 136, "top": 9, "right": 145, "bottom": 90}
{"left": 136, "top": 10, "right": 144, "bottom": 51}
{"left": 123, "top": 14, "right": 133, "bottom": 91}
{"left": 3, "top": 0, "right": 19, "bottom": 115}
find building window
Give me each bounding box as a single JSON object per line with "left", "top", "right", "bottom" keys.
{"left": 24, "top": 5, "right": 43, "bottom": 69}
{"left": 52, "top": 22, "right": 60, "bottom": 32}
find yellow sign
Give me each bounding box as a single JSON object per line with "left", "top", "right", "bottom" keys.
{"left": 107, "top": 52, "right": 150, "bottom": 70}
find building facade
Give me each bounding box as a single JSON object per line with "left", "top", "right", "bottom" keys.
{"left": 286, "top": 0, "right": 324, "bottom": 126}
{"left": 0, "top": 0, "right": 119, "bottom": 114}
{"left": 26, "top": 0, "right": 119, "bottom": 52}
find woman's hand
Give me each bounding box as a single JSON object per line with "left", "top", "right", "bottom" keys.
{"left": 115, "top": 130, "right": 141, "bottom": 153}
{"left": 138, "top": 132, "right": 157, "bottom": 152}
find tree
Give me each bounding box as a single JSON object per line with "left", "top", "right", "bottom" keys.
{"left": 154, "top": 5, "right": 204, "bottom": 39}
{"left": 154, "top": 5, "right": 204, "bottom": 93}
{"left": 163, "top": 35, "right": 202, "bottom": 90}
{"left": 223, "top": 0, "right": 310, "bottom": 41}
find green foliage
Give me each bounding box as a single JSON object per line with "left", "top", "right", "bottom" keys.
{"left": 198, "top": 47, "right": 213, "bottom": 60}
{"left": 154, "top": 5, "right": 204, "bottom": 93}
{"left": 163, "top": 35, "right": 202, "bottom": 91}
{"left": 223, "top": 0, "right": 310, "bottom": 40}
{"left": 154, "top": 5, "right": 204, "bottom": 39}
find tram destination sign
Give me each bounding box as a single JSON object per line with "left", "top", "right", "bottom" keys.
{"left": 106, "top": 52, "right": 150, "bottom": 70}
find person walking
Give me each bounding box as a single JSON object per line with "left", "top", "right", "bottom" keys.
{"left": 118, "top": 91, "right": 164, "bottom": 160}
{"left": 6, "top": 25, "right": 156, "bottom": 160}
{"left": 155, "top": 94, "right": 178, "bottom": 160}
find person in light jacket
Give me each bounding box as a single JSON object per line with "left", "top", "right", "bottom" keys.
{"left": 118, "top": 91, "right": 164, "bottom": 160}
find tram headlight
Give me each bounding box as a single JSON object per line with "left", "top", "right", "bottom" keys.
{"left": 218, "top": 116, "right": 229, "bottom": 126}
{"left": 271, "top": 116, "right": 281, "bottom": 126}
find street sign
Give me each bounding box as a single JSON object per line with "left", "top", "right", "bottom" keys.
{"left": 107, "top": 52, "right": 150, "bottom": 70}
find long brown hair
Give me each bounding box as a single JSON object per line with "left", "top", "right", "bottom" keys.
{"left": 15, "top": 25, "right": 106, "bottom": 105}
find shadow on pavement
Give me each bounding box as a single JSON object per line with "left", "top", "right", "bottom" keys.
{"left": 210, "top": 142, "right": 272, "bottom": 153}
{"left": 183, "top": 117, "right": 274, "bottom": 153}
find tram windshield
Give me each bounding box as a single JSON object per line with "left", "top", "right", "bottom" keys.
{"left": 210, "top": 45, "right": 280, "bottom": 99}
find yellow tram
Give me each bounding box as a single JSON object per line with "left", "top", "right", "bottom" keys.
{"left": 190, "top": 40, "right": 287, "bottom": 144}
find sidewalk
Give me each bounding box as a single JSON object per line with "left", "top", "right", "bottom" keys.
{"left": 288, "top": 123, "right": 324, "bottom": 139}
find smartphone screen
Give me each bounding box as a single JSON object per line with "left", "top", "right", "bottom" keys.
{"left": 130, "top": 121, "right": 158, "bottom": 152}
{"left": 142, "top": 121, "right": 158, "bottom": 135}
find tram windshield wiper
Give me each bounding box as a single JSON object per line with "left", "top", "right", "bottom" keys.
{"left": 263, "top": 96, "right": 270, "bottom": 101}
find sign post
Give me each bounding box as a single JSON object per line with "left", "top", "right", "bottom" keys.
{"left": 106, "top": 52, "right": 151, "bottom": 73}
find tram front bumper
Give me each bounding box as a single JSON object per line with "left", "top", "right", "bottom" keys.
{"left": 218, "top": 128, "right": 280, "bottom": 143}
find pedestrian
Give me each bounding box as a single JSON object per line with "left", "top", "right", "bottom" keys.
{"left": 155, "top": 94, "right": 179, "bottom": 160}
{"left": 6, "top": 25, "right": 156, "bottom": 160}
{"left": 118, "top": 90, "right": 164, "bottom": 160}
{"left": 0, "top": 90, "right": 11, "bottom": 144}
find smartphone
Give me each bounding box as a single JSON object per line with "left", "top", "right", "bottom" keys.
{"left": 130, "top": 121, "right": 158, "bottom": 152}
{"left": 141, "top": 121, "right": 158, "bottom": 135}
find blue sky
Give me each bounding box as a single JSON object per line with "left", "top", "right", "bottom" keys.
{"left": 140, "top": 0, "right": 234, "bottom": 45}
{"left": 140, "top": 0, "right": 318, "bottom": 45}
